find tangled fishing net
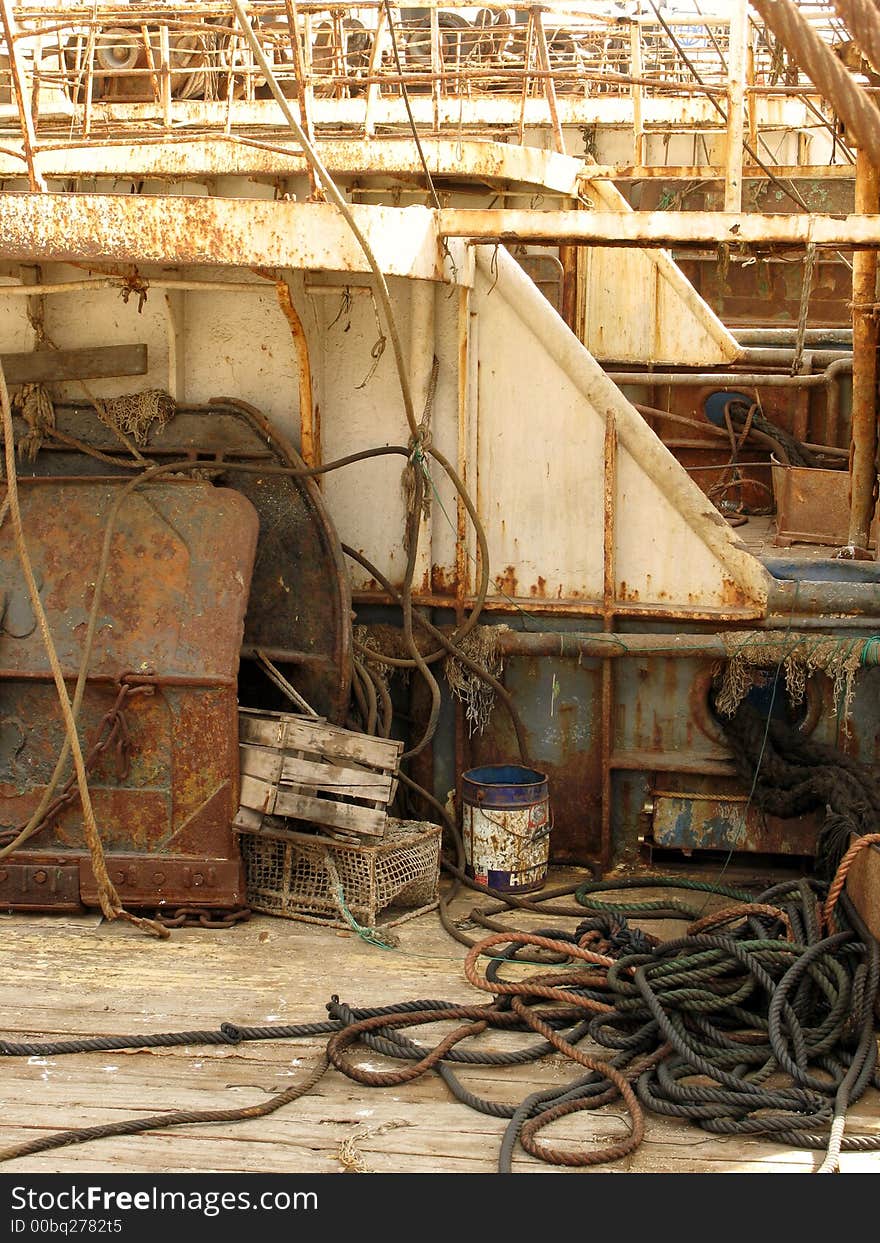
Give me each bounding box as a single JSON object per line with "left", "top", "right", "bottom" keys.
{"left": 445, "top": 625, "right": 504, "bottom": 736}
{"left": 715, "top": 630, "right": 868, "bottom": 723}
{"left": 12, "top": 385, "right": 175, "bottom": 457}
{"left": 94, "top": 389, "right": 175, "bottom": 446}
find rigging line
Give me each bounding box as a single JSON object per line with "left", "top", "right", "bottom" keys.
{"left": 230, "top": 0, "right": 416, "bottom": 438}
{"left": 648, "top": 0, "right": 812, "bottom": 215}
{"left": 384, "top": 1, "right": 441, "bottom": 212}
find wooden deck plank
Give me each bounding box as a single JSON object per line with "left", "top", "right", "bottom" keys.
{"left": 0, "top": 872, "right": 877, "bottom": 1175}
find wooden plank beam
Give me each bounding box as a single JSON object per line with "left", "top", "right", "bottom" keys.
{"left": 0, "top": 344, "right": 148, "bottom": 385}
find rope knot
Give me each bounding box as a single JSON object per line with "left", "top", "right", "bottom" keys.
{"left": 120, "top": 269, "right": 150, "bottom": 313}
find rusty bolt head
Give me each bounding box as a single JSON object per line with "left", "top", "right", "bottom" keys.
{"left": 192, "top": 872, "right": 204, "bottom": 886}
{"left": 33, "top": 869, "right": 47, "bottom": 884}
{"left": 152, "top": 872, "right": 165, "bottom": 885}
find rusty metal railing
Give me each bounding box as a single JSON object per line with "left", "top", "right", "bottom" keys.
{"left": 0, "top": 3, "right": 862, "bottom": 179}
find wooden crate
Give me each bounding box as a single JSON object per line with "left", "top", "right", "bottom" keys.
{"left": 236, "top": 708, "right": 403, "bottom": 839}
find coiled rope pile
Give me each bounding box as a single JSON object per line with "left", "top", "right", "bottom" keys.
{"left": 2, "top": 864, "right": 878, "bottom": 1173}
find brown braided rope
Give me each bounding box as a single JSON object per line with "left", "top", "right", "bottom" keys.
{"left": 823, "top": 832, "right": 880, "bottom": 930}
{"left": 688, "top": 903, "right": 794, "bottom": 941}
{"left": 509, "top": 995, "right": 645, "bottom": 1164}
{"left": 832, "top": 0, "right": 880, "bottom": 76}
{"left": 463, "top": 931, "right": 616, "bottom": 1014}
{"left": 518, "top": 1044, "right": 672, "bottom": 1167}
{"left": 325, "top": 1003, "right": 590, "bottom": 1087}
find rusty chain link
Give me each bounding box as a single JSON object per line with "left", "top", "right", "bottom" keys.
{"left": 148, "top": 905, "right": 252, "bottom": 930}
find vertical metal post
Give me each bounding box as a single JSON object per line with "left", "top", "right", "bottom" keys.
{"left": 559, "top": 237, "right": 578, "bottom": 332}
{"left": 455, "top": 285, "right": 473, "bottom": 615}
{"left": 283, "top": 0, "right": 318, "bottom": 198}
{"left": 724, "top": 0, "right": 747, "bottom": 213}
{"left": 629, "top": 19, "right": 644, "bottom": 168}
{"left": 849, "top": 147, "right": 880, "bottom": 548}
{"left": 0, "top": 0, "right": 45, "bottom": 190}
{"left": 364, "top": 5, "right": 387, "bottom": 139}
{"left": 163, "top": 287, "right": 186, "bottom": 403}
{"left": 158, "top": 21, "right": 172, "bottom": 125}
{"left": 533, "top": 8, "right": 564, "bottom": 155}
{"left": 600, "top": 410, "right": 617, "bottom": 872}
{"left": 410, "top": 278, "right": 436, "bottom": 594}
{"left": 430, "top": 6, "right": 440, "bottom": 132}
{"left": 517, "top": 10, "right": 535, "bottom": 148}
{"left": 82, "top": 22, "right": 95, "bottom": 139}
{"left": 454, "top": 285, "right": 474, "bottom": 808}
{"left": 746, "top": 40, "right": 757, "bottom": 151}
{"left": 331, "top": 9, "right": 345, "bottom": 99}
{"left": 224, "top": 33, "right": 238, "bottom": 133}
{"left": 140, "top": 25, "right": 160, "bottom": 105}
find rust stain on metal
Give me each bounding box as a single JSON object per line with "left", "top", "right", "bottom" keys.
{"left": 494, "top": 565, "right": 518, "bottom": 596}
{"left": 431, "top": 563, "right": 455, "bottom": 594}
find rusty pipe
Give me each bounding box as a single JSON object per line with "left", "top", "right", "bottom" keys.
{"left": 271, "top": 278, "right": 317, "bottom": 472}
{"left": 824, "top": 356, "right": 854, "bottom": 447}
{"left": 493, "top": 630, "right": 880, "bottom": 660}
{"left": 735, "top": 328, "right": 853, "bottom": 347}
{"left": 607, "top": 370, "right": 827, "bottom": 388}
{"left": 848, "top": 147, "right": 880, "bottom": 547}
{"left": 735, "top": 347, "right": 851, "bottom": 367}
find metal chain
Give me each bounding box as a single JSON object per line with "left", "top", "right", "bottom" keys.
{"left": 148, "top": 905, "right": 252, "bottom": 930}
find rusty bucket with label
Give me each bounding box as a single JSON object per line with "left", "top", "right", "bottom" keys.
{"left": 461, "top": 764, "right": 551, "bottom": 893}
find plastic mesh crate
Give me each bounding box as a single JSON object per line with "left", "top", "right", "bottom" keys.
{"left": 237, "top": 817, "right": 440, "bottom": 929}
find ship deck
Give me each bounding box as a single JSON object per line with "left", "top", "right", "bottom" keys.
{"left": 2, "top": 868, "right": 878, "bottom": 1176}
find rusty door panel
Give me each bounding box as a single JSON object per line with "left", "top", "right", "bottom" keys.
{"left": 0, "top": 478, "right": 258, "bottom": 911}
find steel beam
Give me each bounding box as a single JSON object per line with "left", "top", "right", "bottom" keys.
{"left": 439, "top": 208, "right": 880, "bottom": 249}
{"left": 0, "top": 193, "right": 451, "bottom": 280}
{"left": 2, "top": 137, "right": 584, "bottom": 194}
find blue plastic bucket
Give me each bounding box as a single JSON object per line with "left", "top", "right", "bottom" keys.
{"left": 461, "top": 764, "right": 551, "bottom": 893}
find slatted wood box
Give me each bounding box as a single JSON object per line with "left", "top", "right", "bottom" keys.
{"left": 235, "top": 708, "right": 403, "bottom": 840}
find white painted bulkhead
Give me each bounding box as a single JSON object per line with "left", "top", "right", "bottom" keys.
{"left": 0, "top": 228, "right": 768, "bottom": 618}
